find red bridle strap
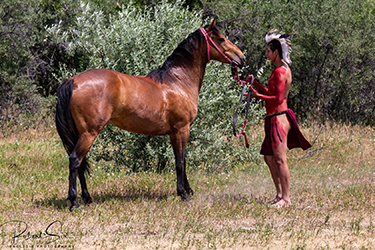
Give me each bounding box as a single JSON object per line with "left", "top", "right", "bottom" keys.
{"left": 200, "top": 29, "right": 246, "bottom": 86}
{"left": 200, "top": 28, "right": 232, "bottom": 64}
{"left": 200, "top": 27, "right": 253, "bottom": 148}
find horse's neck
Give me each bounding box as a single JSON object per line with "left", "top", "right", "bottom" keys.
{"left": 171, "top": 49, "right": 208, "bottom": 98}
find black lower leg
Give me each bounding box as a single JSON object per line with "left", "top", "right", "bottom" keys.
{"left": 176, "top": 155, "right": 190, "bottom": 201}
{"left": 68, "top": 171, "right": 79, "bottom": 211}
{"left": 68, "top": 154, "right": 80, "bottom": 211}
{"left": 78, "top": 160, "right": 92, "bottom": 205}
{"left": 183, "top": 161, "right": 193, "bottom": 196}
{"left": 170, "top": 132, "right": 191, "bottom": 202}
{"left": 78, "top": 168, "right": 92, "bottom": 204}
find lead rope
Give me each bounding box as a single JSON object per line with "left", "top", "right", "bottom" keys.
{"left": 200, "top": 28, "right": 253, "bottom": 147}
{"left": 232, "top": 66, "right": 254, "bottom": 148}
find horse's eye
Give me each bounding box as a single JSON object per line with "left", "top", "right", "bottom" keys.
{"left": 219, "top": 38, "right": 225, "bottom": 42}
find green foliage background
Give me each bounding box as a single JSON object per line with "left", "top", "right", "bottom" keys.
{"left": 48, "top": 1, "right": 263, "bottom": 172}
{"left": 1, "top": 0, "right": 374, "bottom": 172}
{"left": 203, "top": 0, "right": 375, "bottom": 124}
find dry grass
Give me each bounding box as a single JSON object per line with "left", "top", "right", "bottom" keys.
{"left": 0, "top": 121, "right": 374, "bottom": 249}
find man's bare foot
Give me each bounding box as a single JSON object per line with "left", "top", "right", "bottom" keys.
{"left": 271, "top": 199, "right": 290, "bottom": 208}
{"left": 268, "top": 196, "right": 282, "bottom": 205}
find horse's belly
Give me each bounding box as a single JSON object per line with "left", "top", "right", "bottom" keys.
{"left": 108, "top": 114, "right": 171, "bottom": 136}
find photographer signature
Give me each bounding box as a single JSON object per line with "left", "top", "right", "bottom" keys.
{"left": 0, "top": 220, "right": 72, "bottom": 245}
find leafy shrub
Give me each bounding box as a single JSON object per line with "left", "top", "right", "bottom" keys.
{"left": 49, "top": 0, "right": 263, "bottom": 172}
{"left": 0, "top": 0, "right": 81, "bottom": 131}
{"left": 202, "top": 0, "right": 375, "bottom": 125}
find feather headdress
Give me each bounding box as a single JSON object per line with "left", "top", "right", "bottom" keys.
{"left": 265, "top": 29, "right": 293, "bottom": 64}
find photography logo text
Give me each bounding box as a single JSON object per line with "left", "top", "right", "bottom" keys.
{"left": 0, "top": 220, "right": 74, "bottom": 249}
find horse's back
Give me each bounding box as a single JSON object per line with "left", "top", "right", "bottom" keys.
{"left": 72, "top": 68, "right": 122, "bottom": 92}
{"left": 71, "top": 68, "right": 161, "bottom": 101}
{"left": 69, "top": 68, "right": 173, "bottom": 135}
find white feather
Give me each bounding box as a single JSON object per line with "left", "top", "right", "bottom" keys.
{"left": 265, "top": 30, "right": 292, "bottom": 64}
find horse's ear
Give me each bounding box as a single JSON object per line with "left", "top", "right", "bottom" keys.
{"left": 207, "top": 18, "right": 217, "bottom": 32}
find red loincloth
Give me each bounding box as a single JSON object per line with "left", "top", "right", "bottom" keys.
{"left": 260, "top": 109, "right": 312, "bottom": 155}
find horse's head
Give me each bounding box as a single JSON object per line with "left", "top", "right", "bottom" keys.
{"left": 202, "top": 19, "right": 246, "bottom": 68}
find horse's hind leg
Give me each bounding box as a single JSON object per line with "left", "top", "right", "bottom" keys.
{"left": 79, "top": 157, "right": 92, "bottom": 204}
{"left": 68, "top": 132, "right": 98, "bottom": 211}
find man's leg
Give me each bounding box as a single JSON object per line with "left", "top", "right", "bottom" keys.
{"left": 271, "top": 115, "right": 291, "bottom": 207}
{"left": 264, "top": 155, "right": 282, "bottom": 203}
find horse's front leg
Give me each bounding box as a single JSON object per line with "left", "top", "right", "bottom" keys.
{"left": 170, "top": 127, "right": 193, "bottom": 201}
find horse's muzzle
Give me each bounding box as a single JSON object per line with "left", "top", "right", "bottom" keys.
{"left": 232, "top": 55, "right": 246, "bottom": 68}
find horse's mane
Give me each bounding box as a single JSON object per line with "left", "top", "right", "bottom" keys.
{"left": 147, "top": 26, "right": 220, "bottom": 83}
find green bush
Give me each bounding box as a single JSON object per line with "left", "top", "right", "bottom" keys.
{"left": 202, "top": 0, "right": 375, "bottom": 125}
{"left": 0, "top": 0, "right": 80, "bottom": 131}
{"left": 5, "top": 0, "right": 374, "bottom": 173}
{"left": 49, "top": 0, "right": 263, "bottom": 172}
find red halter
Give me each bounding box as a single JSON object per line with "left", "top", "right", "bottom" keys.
{"left": 200, "top": 28, "right": 233, "bottom": 64}
{"left": 200, "top": 28, "right": 248, "bottom": 85}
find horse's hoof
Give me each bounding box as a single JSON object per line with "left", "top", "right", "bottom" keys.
{"left": 187, "top": 188, "right": 194, "bottom": 196}
{"left": 181, "top": 196, "right": 191, "bottom": 202}
{"left": 68, "top": 199, "right": 82, "bottom": 212}
{"left": 83, "top": 196, "right": 93, "bottom": 205}
{"left": 69, "top": 204, "right": 82, "bottom": 212}
{"left": 179, "top": 192, "right": 191, "bottom": 202}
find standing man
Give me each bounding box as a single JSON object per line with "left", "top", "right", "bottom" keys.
{"left": 246, "top": 30, "right": 311, "bottom": 207}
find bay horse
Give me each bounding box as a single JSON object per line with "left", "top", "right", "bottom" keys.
{"left": 55, "top": 19, "right": 245, "bottom": 210}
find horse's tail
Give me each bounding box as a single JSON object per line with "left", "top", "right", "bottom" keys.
{"left": 56, "top": 79, "right": 90, "bottom": 173}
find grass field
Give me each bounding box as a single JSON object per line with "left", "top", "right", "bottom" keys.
{"left": 0, "top": 121, "right": 374, "bottom": 249}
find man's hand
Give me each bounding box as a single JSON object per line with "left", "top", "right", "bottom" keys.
{"left": 243, "top": 86, "right": 259, "bottom": 98}
{"left": 250, "top": 87, "right": 259, "bottom": 98}
{"left": 246, "top": 74, "right": 254, "bottom": 83}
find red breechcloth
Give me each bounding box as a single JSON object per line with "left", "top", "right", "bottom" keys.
{"left": 260, "top": 109, "right": 312, "bottom": 156}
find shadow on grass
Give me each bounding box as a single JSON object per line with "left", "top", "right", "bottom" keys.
{"left": 90, "top": 188, "right": 173, "bottom": 204}
{"left": 34, "top": 188, "right": 174, "bottom": 210}
{"left": 202, "top": 193, "right": 269, "bottom": 205}
{"left": 34, "top": 196, "right": 70, "bottom": 211}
